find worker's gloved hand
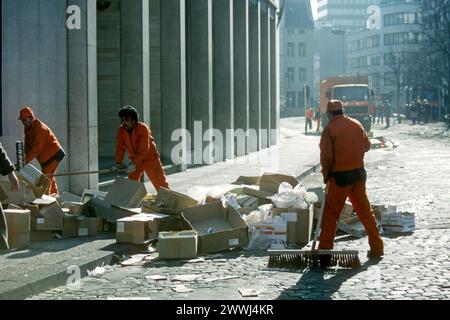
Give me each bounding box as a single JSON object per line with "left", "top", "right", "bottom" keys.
{"left": 110, "top": 163, "right": 125, "bottom": 173}
{"left": 127, "top": 162, "right": 136, "bottom": 174}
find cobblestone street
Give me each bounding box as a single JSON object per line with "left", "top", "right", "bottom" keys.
{"left": 29, "top": 120, "right": 450, "bottom": 301}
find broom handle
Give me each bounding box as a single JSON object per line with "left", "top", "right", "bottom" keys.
{"left": 46, "top": 169, "right": 127, "bottom": 177}
{"left": 311, "top": 182, "right": 329, "bottom": 252}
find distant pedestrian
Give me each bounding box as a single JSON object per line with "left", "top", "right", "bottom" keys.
{"left": 305, "top": 107, "right": 314, "bottom": 135}
{"left": 1, "top": 143, "right": 20, "bottom": 252}
{"left": 377, "top": 102, "right": 384, "bottom": 124}
{"left": 410, "top": 101, "right": 419, "bottom": 125}
{"left": 384, "top": 100, "right": 391, "bottom": 128}
{"left": 314, "top": 107, "right": 321, "bottom": 132}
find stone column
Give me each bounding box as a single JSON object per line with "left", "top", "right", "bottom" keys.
{"left": 249, "top": 0, "right": 261, "bottom": 152}
{"left": 270, "top": 5, "right": 279, "bottom": 145}
{"left": 67, "top": 0, "right": 98, "bottom": 194}
{"left": 233, "top": 0, "right": 250, "bottom": 156}
{"left": 187, "top": 0, "right": 213, "bottom": 165}
{"left": 161, "top": 0, "right": 187, "bottom": 170}
{"left": 213, "top": 0, "right": 234, "bottom": 162}
{"left": 149, "top": 0, "right": 162, "bottom": 152}
{"left": 260, "top": 2, "right": 270, "bottom": 149}
{"left": 120, "top": 0, "right": 150, "bottom": 123}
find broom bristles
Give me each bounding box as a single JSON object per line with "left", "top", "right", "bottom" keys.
{"left": 267, "top": 250, "right": 361, "bottom": 270}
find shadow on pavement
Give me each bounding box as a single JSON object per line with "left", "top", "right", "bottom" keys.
{"left": 274, "top": 260, "right": 381, "bottom": 300}
{"left": 5, "top": 234, "right": 115, "bottom": 260}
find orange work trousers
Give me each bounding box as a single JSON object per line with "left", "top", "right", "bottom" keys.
{"left": 42, "top": 159, "right": 59, "bottom": 195}
{"left": 319, "top": 179, "right": 383, "bottom": 254}
{"left": 128, "top": 157, "right": 169, "bottom": 192}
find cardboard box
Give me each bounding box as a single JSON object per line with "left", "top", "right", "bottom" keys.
{"left": 158, "top": 230, "right": 198, "bottom": 259}
{"left": 30, "top": 230, "right": 54, "bottom": 241}
{"left": 110, "top": 206, "right": 143, "bottom": 222}
{"left": 0, "top": 180, "right": 35, "bottom": 205}
{"left": 81, "top": 189, "right": 108, "bottom": 203}
{"left": 86, "top": 197, "right": 112, "bottom": 220}
{"left": 16, "top": 164, "right": 50, "bottom": 198}
{"left": 104, "top": 177, "right": 147, "bottom": 208}
{"left": 181, "top": 201, "right": 249, "bottom": 254}
{"left": 116, "top": 213, "right": 167, "bottom": 244}
{"left": 62, "top": 202, "right": 85, "bottom": 216}
{"left": 77, "top": 217, "right": 100, "bottom": 237}
{"left": 61, "top": 191, "right": 82, "bottom": 203}
{"left": 242, "top": 173, "right": 299, "bottom": 201}
{"left": 232, "top": 176, "right": 261, "bottom": 186}
{"left": 271, "top": 205, "right": 314, "bottom": 245}
{"left": 337, "top": 203, "right": 383, "bottom": 238}
{"left": 22, "top": 200, "right": 64, "bottom": 231}
{"left": 150, "top": 187, "right": 198, "bottom": 215}
{"left": 143, "top": 188, "right": 198, "bottom": 231}
{"left": 61, "top": 214, "right": 78, "bottom": 238}
{"left": 381, "top": 211, "right": 415, "bottom": 234}
{"left": 4, "top": 209, "right": 31, "bottom": 249}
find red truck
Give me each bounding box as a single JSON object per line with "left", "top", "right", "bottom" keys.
{"left": 320, "top": 75, "right": 375, "bottom": 132}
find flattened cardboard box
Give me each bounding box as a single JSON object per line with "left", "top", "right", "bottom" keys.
{"left": 181, "top": 201, "right": 249, "bottom": 254}
{"left": 231, "top": 176, "right": 261, "bottom": 186}
{"left": 242, "top": 173, "right": 298, "bottom": 201}
{"left": 158, "top": 230, "right": 197, "bottom": 259}
{"left": 104, "top": 177, "right": 147, "bottom": 208}
{"left": 4, "top": 209, "right": 31, "bottom": 249}
{"left": 116, "top": 213, "right": 168, "bottom": 244}
{"left": 271, "top": 205, "right": 314, "bottom": 245}
{"left": 110, "top": 206, "right": 142, "bottom": 222}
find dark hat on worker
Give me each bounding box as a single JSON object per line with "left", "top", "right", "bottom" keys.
{"left": 18, "top": 106, "right": 35, "bottom": 120}
{"left": 326, "top": 100, "right": 343, "bottom": 112}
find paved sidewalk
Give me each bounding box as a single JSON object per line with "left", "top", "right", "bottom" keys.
{"left": 0, "top": 117, "right": 321, "bottom": 300}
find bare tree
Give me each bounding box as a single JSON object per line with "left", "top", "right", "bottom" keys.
{"left": 421, "top": 0, "right": 450, "bottom": 107}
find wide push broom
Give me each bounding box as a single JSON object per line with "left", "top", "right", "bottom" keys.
{"left": 267, "top": 183, "right": 361, "bottom": 270}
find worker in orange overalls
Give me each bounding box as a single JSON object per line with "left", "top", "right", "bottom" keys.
{"left": 113, "top": 105, "right": 169, "bottom": 191}
{"left": 305, "top": 107, "right": 314, "bottom": 135}
{"left": 319, "top": 100, "right": 383, "bottom": 267}
{"left": 19, "top": 107, "right": 65, "bottom": 195}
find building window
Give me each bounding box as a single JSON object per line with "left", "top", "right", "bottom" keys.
{"left": 299, "top": 68, "right": 306, "bottom": 82}
{"left": 287, "top": 43, "right": 295, "bottom": 57}
{"left": 298, "top": 43, "right": 306, "bottom": 57}
{"left": 286, "top": 67, "right": 295, "bottom": 82}
{"left": 287, "top": 91, "right": 296, "bottom": 108}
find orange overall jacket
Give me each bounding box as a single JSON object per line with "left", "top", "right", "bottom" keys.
{"left": 24, "top": 118, "right": 62, "bottom": 166}
{"left": 319, "top": 115, "right": 371, "bottom": 181}
{"left": 115, "top": 122, "right": 161, "bottom": 166}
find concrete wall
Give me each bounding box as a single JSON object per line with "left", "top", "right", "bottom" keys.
{"left": 1, "top": 0, "right": 69, "bottom": 190}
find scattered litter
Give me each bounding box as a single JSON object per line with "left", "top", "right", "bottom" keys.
{"left": 145, "top": 275, "right": 167, "bottom": 281}
{"left": 212, "top": 258, "right": 228, "bottom": 263}
{"left": 185, "top": 257, "right": 205, "bottom": 263}
{"left": 239, "top": 288, "right": 260, "bottom": 297}
{"left": 172, "top": 285, "right": 194, "bottom": 293}
{"left": 121, "top": 254, "right": 154, "bottom": 267}
{"left": 381, "top": 209, "right": 415, "bottom": 234}
{"left": 172, "top": 274, "right": 201, "bottom": 282}
{"left": 87, "top": 264, "right": 115, "bottom": 277}
{"left": 203, "top": 275, "right": 239, "bottom": 283}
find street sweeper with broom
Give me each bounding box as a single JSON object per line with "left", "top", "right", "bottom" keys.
{"left": 319, "top": 100, "right": 384, "bottom": 266}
